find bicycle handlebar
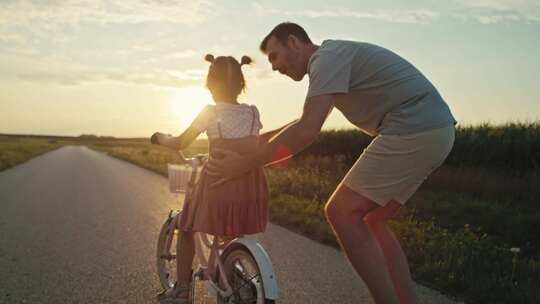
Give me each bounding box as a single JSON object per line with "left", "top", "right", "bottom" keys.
{"left": 176, "top": 150, "right": 208, "bottom": 167}
{"left": 151, "top": 132, "right": 207, "bottom": 166}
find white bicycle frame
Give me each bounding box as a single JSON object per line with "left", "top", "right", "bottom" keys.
{"left": 166, "top": 152, "right": 279, "bottom": 302}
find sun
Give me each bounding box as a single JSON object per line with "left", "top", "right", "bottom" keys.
{"left": 171, "top": 86, "right": 212, "bottom": 127}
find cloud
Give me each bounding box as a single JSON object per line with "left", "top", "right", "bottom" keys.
{"left": 251, "top": 1, "right": 539, "bottom": 25}
{"left": 0, "top": 0, "right": 215, "bottom": 63}
{"left": 0, "top": 0, "right": 213, "bottom": 28}
{"left": 286, "top": 9, "right": 440, "bottom": 24}
{"left": 6, "top": 51, "right": 205, "bottom": 88}
{"left": 0, "top": 1, "right": 215, "bottom": 88}
{"left": 453, "top": 0, "right": 540, "bottom": 23}
{"left": 16, "top": 68, "right": 204, "bottom": 88}
{"left": 169, "top": 49, "right": 200, "bottom": 59}
{"left": 251, "top": 3, "right": 440, "bottom": 24}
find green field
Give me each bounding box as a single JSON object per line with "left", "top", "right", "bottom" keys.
{"left": 1, "top": 123, "right": 539, "bottom": 303}
{"left": 0, "top": 135, "right": 65, "bottom": 171}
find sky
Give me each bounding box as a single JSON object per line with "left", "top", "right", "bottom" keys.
{"left": 1, "top": 0, "right": 539, "bottom": 138}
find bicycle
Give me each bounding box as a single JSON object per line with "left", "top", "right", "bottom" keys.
{"left": 156, "top": 151, "right": 279, "bottom": 304}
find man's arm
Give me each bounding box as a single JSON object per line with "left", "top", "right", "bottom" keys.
{"left": 259, "top": 119, "right": 299, "bottom": 145}
{"left": 252, "top": 94, "right": 334, "bottom": 167}
{"left": 205, "top": 94, "right": 334, "bottom": 183}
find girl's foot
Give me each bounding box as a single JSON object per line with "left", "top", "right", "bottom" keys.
{"left": 157, "top": 282, "right": 191, "bottom": 303}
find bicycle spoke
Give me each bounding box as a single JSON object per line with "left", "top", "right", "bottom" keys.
{"left": 230, "top": 270, "right": 261, "bottom": 304}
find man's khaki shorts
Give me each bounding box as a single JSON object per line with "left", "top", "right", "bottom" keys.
{"left": 342, "top": 125, "right": 455, "bottom": 206}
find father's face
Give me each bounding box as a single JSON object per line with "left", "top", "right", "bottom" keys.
{"left": 264, "top": 35, "right": 306, "bottom": 81}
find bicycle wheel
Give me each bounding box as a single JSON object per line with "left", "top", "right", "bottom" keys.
{"left": 218, "top": 246, "right": 274, "bottom": 304}
{"left": 156, "top": 215, "right": 180, "bottom": 290}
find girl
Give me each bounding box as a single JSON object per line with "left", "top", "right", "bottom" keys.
{"left": 152, "top": 54, "right": 269, "bottom": 304}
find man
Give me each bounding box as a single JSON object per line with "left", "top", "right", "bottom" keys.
{"left": 207, "top": 22, "right": 456, "bottom": 304}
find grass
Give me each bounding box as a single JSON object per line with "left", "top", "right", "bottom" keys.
{"left": 0, "top": 136, "right": 65, "bottom": 171}
{"left": 267, "top": 159, "right": 540, "bottom": 303}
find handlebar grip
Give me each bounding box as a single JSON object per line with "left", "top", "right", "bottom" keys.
{"left": 150, "top": 133, "right": 159, "bottom": 144}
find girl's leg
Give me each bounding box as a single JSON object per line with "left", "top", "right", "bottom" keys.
{"left": 365, "top": 201, "right": 418, "bottom": 304}
{"left": 177, "top": 230, "right": 195, "bottom": 286}
{"left": 158, "top": 230, "right": 195, "bottom": 301}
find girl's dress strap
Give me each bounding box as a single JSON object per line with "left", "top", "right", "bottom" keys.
{"left": 249, "top": 106, "right": 256, "bottom": 135}
{"left": 216, "top": 115, "right": 223, "bottom": 139}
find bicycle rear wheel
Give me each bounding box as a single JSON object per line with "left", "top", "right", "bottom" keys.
{"left": 218, "top": 246, "right": 274, "bottom": 304}
{"left": 156, "top": 215, "right": 180, "bottom": 290}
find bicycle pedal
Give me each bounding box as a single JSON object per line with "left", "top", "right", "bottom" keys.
{"left": 193, "top": 268, "right": 203, "bottom": 279}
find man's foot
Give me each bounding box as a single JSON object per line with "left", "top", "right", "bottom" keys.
{"left": 157, "top": 282, "right": 191, "bottom": 303}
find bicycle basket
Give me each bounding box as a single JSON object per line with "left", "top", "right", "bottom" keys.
{"left": 167, "top": 163, "right": 199, "bottom": 193}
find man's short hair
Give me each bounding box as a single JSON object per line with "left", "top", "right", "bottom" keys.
{"left": 260, "top": 22, "right": 312, "bottom": 52}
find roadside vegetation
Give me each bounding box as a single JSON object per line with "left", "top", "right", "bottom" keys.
{"left": 0, "top": 136, "right": 64, "bottom": 171}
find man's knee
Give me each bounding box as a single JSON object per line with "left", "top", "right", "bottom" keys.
{"left": 365, "top": 200, "right": 402, "bottom": 228}
{"left": 324, "top": 184, "right": 377, "bottom": 225}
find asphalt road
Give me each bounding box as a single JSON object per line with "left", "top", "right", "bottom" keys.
{"left": 0, "top": 146, "right": 460, "bottom": 304}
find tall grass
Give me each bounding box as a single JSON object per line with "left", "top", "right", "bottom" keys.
{"left": 303, "top": 122, "right": 540, "bottom": 176}
{"left": 448, "top": 122, "right": 540, "bottom": 176}
{"left": 302, "top": 123, "right": 540, "bottom": 206}
{"left": 0, "top": 136, "right": 64, "bottom": 171}
{"left": 268, "top": 160, "right": 540, "bottom": 303}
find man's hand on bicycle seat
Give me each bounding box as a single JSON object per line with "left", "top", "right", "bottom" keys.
{"left": 206, "top": 148, "right": 253, "bottom": 187}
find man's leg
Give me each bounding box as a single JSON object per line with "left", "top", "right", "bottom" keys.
{"left": 365, "top": 201, "right": 418, "bottom": 304}
{"left": 325, "top": 184, "right": 399, "bottom": 304}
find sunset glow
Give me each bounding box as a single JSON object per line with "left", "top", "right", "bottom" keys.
{"left": 0, "top": 1, "right": 539, "bottom": 137}
{"left": 171, "top": 86, "right": 212, "bottom": 128}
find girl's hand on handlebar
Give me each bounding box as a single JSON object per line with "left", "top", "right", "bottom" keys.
{"left": 150, "top": 132, "right": 169, "bottom": 145}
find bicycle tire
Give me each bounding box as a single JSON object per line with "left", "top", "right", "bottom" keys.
{"left": 156, "top": 215, "right": 180, "bottom": 290}
{"left": 218, "top": 245, "right": 273, "bottom": 304}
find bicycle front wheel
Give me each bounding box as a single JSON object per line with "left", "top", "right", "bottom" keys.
{"left": 219, "top": 246, "right": 274, "bottom": 304}
{"left": 156, "top": 215, "right": 180, "bottom": 290}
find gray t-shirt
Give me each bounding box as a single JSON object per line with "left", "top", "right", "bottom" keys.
{"left": 307, "top": 40, "right": 456, "bottom": 136}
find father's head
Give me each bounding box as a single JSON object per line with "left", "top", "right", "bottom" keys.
{"left": 260, "top": 22, "right": 315, "bottom": 81}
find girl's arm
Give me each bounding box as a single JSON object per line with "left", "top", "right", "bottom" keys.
{"left": 159, "top": 126, "right": 201, "bottom": 150}
{"left": 154, "top": 105, "right": 209, "bottom": 150}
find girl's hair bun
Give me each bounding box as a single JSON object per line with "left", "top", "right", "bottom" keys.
{"left": 205, "top": 54, "right": 215, "bottom": 63}
{"left": 240, "top": 55, "right": 252, "bottom": 66}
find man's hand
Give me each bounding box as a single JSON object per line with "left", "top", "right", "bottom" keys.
{"left": 206, "top": 148, "right": 254, "bottom": 187}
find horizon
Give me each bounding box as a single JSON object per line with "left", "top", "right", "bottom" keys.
{"left": 1, "top": 0, "right": 539, "bottom": 137}
{"left": 2, "top": 119, "right": 539, "bottom": 139}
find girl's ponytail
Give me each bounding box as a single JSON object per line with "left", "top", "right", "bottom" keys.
{"left": 240, "top": 56, "right": 252, "bottom": 66}
{"left": 205, "top": 54, "right": 215, "bottom": 63}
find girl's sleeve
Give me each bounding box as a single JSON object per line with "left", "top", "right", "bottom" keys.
{"left": 252, "top": 105, "right": 263, "bottom": 131}
{"left": 190, "top": 105, "right": 213, "bottom": 133}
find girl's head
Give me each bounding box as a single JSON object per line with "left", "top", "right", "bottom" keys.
{"left": 205, "top": 54, "right": 252, "bottom": 103}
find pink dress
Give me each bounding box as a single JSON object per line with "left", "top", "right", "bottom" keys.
{"left": 178, "top": 103, "right": 269, "bottom": 237}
